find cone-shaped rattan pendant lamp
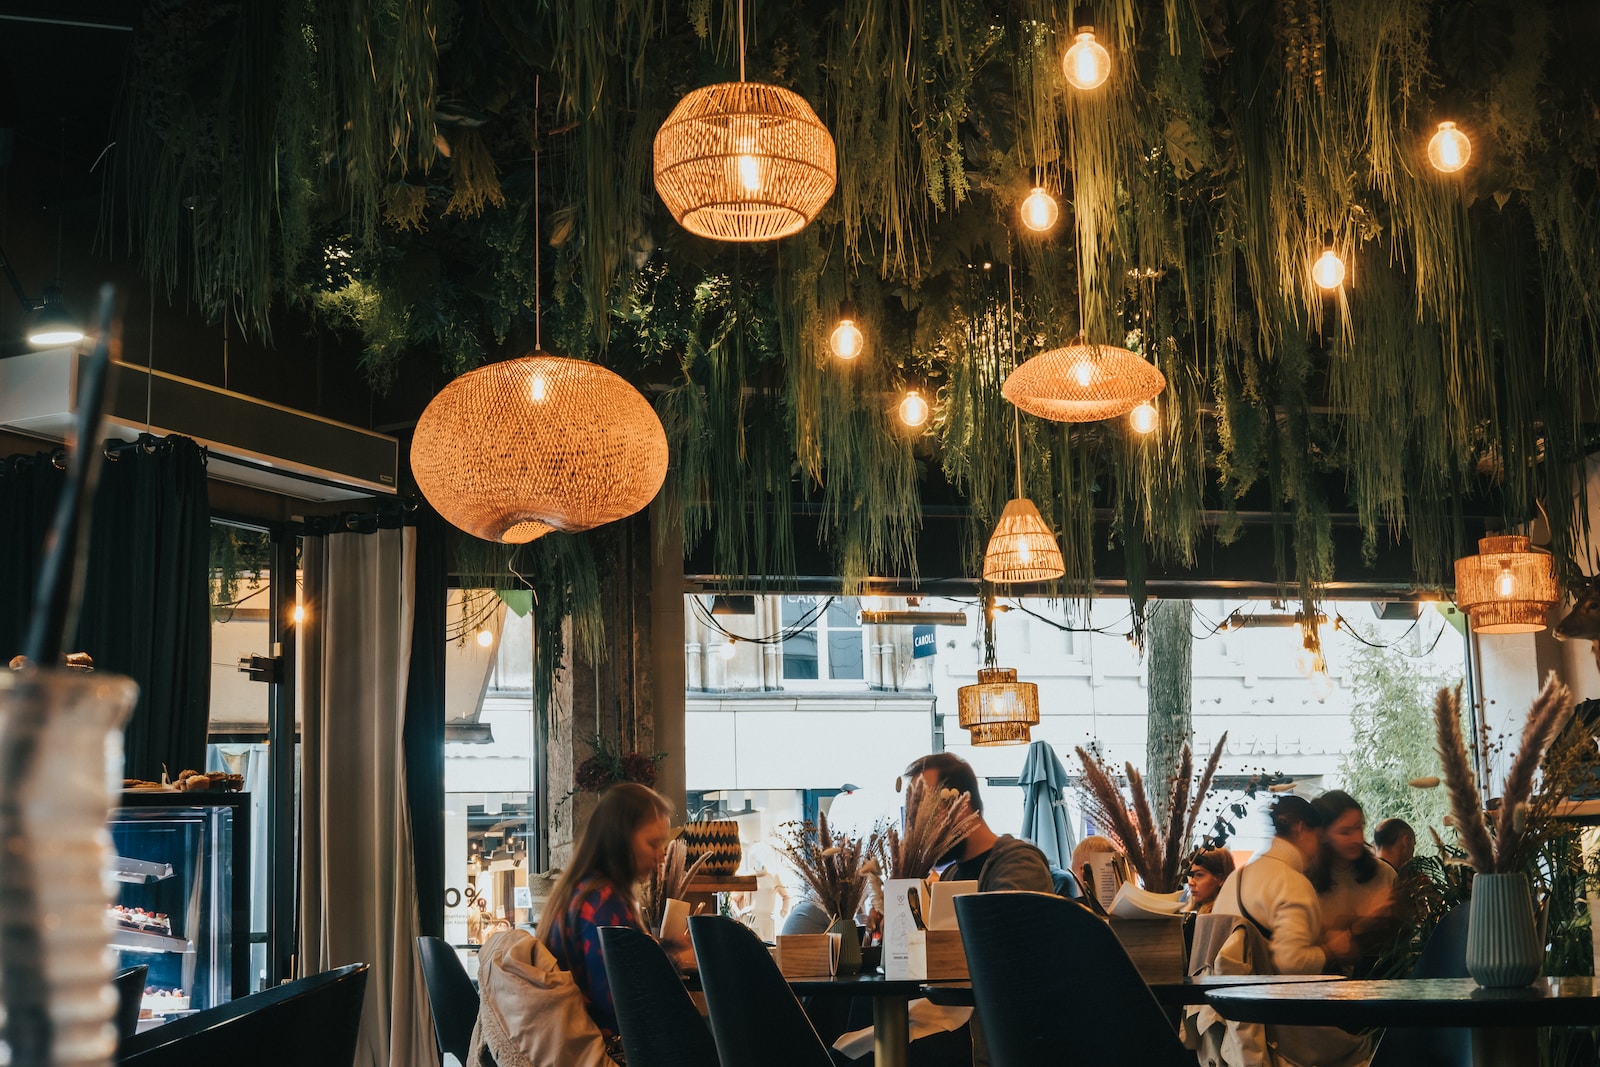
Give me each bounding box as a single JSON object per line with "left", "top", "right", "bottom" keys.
{"left": 1003, "top": 338, "right": 1167, "bottom": 423}
{"left": 653, "top": 0, "right": 835, "bottom": 241}
{"left": 411, "top": 77, "right": 669, "bottom": 543}
{"left": 957, "top": 593, "right": 1040, "bottom": 746}
{"left": 1453, "top": 534, "right": 1558, "bottom": 634}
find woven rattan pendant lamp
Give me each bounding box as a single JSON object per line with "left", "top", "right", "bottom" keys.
{"left": 985, "top": 267, "right": 1065, "bottom": 583}
{"left": 1453, "top": 534, "right": 1559, "bottom": 634}
{"left": 957, "top": 593, "right": 1040, "bottom": 746}
{"left": 412, "top": 80, "right": 668, "bottom": 542}
{"left": 1003, "top": 338, "right": 1166, "bottom": 422}
{"left": 653, "top": 0, "right": 836, "bottom": 241}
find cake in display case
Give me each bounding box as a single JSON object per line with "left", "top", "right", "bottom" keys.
{"left": 109, "top": 792, "right": 251, "bottom": 1022}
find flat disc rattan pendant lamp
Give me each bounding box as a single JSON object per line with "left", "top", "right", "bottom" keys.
{"left": 411, "top": 78, "right": 669, "bottom": 543}
{"left": 1453, "top": 534, "right": 1559, "bottom": 634}
{"left": 653, "top": 0, "right": 836, "bottom": 241}
{"left": 1002, "top": 338, "right": 1166, "bottom": 422}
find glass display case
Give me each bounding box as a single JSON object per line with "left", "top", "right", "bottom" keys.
{"left": 109, "top": 793, "right": 251, "bottom": 1019}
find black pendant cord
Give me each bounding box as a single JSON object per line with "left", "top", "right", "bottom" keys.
{"left": 534, "top": 75, "right": 542, "bottom": 353}
{"left": 1007, "top": 262, "right": 1023, "bottom": 501}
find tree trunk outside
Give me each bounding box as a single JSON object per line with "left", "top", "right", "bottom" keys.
{"left": 1146, "top": 599, "right": 1194, "bottom": 833}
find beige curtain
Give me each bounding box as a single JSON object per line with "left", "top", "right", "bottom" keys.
{"left": 299, "top": 527, "right": 434, "bottom": 1067}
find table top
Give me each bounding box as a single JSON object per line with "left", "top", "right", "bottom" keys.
{"left": 786, "top": 973, "right": 935, "bottom": 997}
{"left": 1206, "top": 977, "right": 1600, "bottom": 1029}
{"left": 919, "top": 973, "right": 1344, "bottom": 1008}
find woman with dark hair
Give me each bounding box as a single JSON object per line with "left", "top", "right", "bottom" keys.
{"left": 1309, "top": 790, "right": 1397, "bottom": 975}
{"left": 537, "top": 783, "right": 675, "bottom": 1043}
{"left": 1183, "top": 848, "right": 1236, "bottom": 914}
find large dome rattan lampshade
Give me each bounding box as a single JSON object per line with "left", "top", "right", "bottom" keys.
{"left": 412, "top": 353, "right": 669, "bottom": 542}
{"left": 957, "top": 667, "right": 1040, "bottom": 746}
{"left": 1003, "top": 340, "right": 1167, "bottom": 422}
{"left": 983, "top": 498, "right": 1065, "bottom": 583}
{"left": 1453, "top": 534, "right": 1558, "bottom": 634}
{"left": 654, "top": 82, "right": 837, "bottom": 242}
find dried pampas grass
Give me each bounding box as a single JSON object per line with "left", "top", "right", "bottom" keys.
{"left": 886, "top": 774, "right": 983, "bottom": 879}
{"left": 776, "top": 812, "right": 887, "bottom": 922}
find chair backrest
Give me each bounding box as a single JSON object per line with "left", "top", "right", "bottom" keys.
{"left": 1409, "top": 905, "right": 1469, "bottom": 980}
{"left": 417, "top": 935, "right": 481, "bottom": 1063}
{"left": 1369, "top": 905, "right": 1473, "bottom": 1067}
{"left": 118, "top": 963, "right": 369, "bottom": 1067}
{"left": 599, "top": 925, "right": 719, "bottom": 1067}
{"left": 955, "top": 891, "right": 1193, "bottom": 1067}
{"left": 688, "top": 914, "right": 832, "bottom": 1067}
{"left": 112, "top": 965, "right": 149, "bottom": 1054}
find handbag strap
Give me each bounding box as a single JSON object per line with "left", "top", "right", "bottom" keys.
{"left": 1236, "top": 861, "right": 1274, "bottom": 942}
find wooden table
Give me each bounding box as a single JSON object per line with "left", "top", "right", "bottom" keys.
{"left": 921, "top": 972, "right": 1344, "bottom": 1008}
{"left": 1205, "top": 976, "right": 1600, "bottom": 1067}
{"left": 785, "top": 974, "right": 930, "bottom": 1067}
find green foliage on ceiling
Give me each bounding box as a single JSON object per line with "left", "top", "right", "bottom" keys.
{"left": 118, "top": 0, "right": 1600, "bottom": 636}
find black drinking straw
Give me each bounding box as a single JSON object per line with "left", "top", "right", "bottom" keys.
{"left": 1, "top": 284, "right": 117, "bottom": 1067}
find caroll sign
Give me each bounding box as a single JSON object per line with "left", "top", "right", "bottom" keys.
{"left": 912, "top": 624, "right": 938, "bottom": 660}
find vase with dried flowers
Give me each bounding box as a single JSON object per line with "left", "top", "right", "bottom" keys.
{"left": 639, "top": 837, "right": 710, "bottom": 937}
{"left": 775, "top": 813, "right": 887, "bottom": 974}
{"left": 1074, "top": 733, "right": 1228, "bottom": 895}
{"left": 1434, "top": 674, "right": 1574, "bottom": 988}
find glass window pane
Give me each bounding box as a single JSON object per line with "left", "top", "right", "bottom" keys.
{"left": 781, "top": 597, "right": 815, "bottom": 625}
{"left": 827, "top": 598, "right": 860, "bottom": 627}
{"left": 827, "top": 629, "right": 863, "bottom": 679}
{"left": 783, "top": 630, "right": 819, "bottom": 679}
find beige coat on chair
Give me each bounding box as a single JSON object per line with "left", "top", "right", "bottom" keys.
{"left": 468, "top": 930, "right": 619, "bottom": 1067}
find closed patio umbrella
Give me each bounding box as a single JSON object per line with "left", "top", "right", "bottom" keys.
{"left": 1019, "top": 740, "right": 1075, "bottom": 869}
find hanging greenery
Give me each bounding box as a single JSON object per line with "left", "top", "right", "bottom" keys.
{"left": 114, "top": 0, "right": 1600, "bottom": 653}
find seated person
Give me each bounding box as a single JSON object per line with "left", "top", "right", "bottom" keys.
{"left": 905, "top": 753, "right": 1055, "bottom": 893}
{"left": 1373, "top": 817, "right": 1415, "bottom": 870}
{"left": 1069, "top": 834, "right": 1126, "bottom": 912}
{"left": 1183, "top": 847, "right": 1235, "bottom": 914}
{"left": 1310, "top": 790, "right": 1398, "bottom": 975}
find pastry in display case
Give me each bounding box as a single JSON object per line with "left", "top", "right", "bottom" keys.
{"left": 109, "top": 792, "right": 250, "bottom": 1024}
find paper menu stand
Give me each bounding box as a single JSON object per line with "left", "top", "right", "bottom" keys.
{"left": 1083, "top": 851, "right": 1128, "bottom": 913}
{"left": 884, "top": 878, "right": 978, "bottom": 980}
{"left": 659, "top": 897, "right": 690, "bottom": 945}
{"left": 776, "top": 931, "right": 842, "bottom": 977}
{"left": 1105, "top": 883, "right": 1189, "bottom": 984}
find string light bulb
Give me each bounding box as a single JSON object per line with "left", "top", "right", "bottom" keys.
{"left": 1312, "top": 247, "right": 1345, "bottom": 290}
{"left": 1129, "top": 401, "right": 1157, "bottom": 434}
{"left": 899, "top": 388, "right": 931, "bottom": 428}
{"left": 476, "top": 628, "right": 494, "bottom": 648}
{"left": 830, "top": 315, "right": 864, "bottom": 360}
{"left": 1063, "top": 14, "right": 1111, "bottom": 91}
{"left": 292, "top": 604, "right": 305, "bottom": 624}
{"left": 1020, "top": 187, "right": 1060, "bottom": 232}
{"left": 719, "top": 639, "right": 738, "bottom": 661}
{"left": 1427, "top": 121, "right": 1471, "bottom": 174}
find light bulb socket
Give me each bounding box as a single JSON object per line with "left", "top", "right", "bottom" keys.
{"left": 838, "top": 299, "right": 858, "bottom": 321}
{"left": 1073, "top": 4, "right": 1095, "bottom": 32}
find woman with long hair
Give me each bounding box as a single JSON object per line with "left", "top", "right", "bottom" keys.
{"left": 537, "top": 783, "right": 673, "bottom": 1042}
{"left": 1309, "top": 789, "right": 1397, "bottom": 975}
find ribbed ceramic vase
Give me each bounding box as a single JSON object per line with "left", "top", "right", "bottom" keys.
{"left": 0, "top": 668, "right": 139, "bottom": 1067}
{"left": 826, "top": 916, "right": 863, "bottom": 975}
{"left": 1465, "top": 872, "right": 1543, "bottom": 989}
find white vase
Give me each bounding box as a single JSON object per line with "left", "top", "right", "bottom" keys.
{"left": 1465, "top": 872, "right": 1543, "bottom": 989}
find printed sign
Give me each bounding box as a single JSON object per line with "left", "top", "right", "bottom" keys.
{"left": 912, "top": 624, "right": 938, "bottom": 659}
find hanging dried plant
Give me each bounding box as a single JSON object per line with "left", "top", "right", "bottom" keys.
{"left": 775, "top": 812, "right": 887, "bottom": 922}
{"left": 1075, "top": 733, "right": 1229, "bottom": 894}
{"left": 639, "top": 838, "right": 710, "bottom": 936}
{"left": 885, "top": 773, "right": 984, "bottom": 880}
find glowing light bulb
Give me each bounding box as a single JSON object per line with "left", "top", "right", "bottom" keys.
{"left": 1018, "top": 540, "right": 1033, "bottom": 564}
{"left": 1020, "top": 187, "right": 1060, "bottom": 232}
{"left": 718, "top": 640, "right": 738, "bottom": 661}
{"left": 899, "top": 389, "right": 930, "bottom": 428}
{"left": 1496, "top": 566, "right": 1516, "bottom": 598}
{"left": 476, "top": 628, "right": 494, "bottom": 648}
{"left": 530, "top": 374, "right": 548, "bottom": 402}
{"left": 1071, "top": 360, "right": 1094, "bottom": 387}
{"left": 1129, "top": 401, "right": 1157, "bottom": 434}
{"left": 292, "top": 604, "right": 305, "bottom": 624}
{"left": 830, "top": 318, "right": 864, "bottom": 359}
{"left": 1427, "top": 121, "right": 1471, "bottom": 174}
{"left": 1064, "top": 28, "right": 1111, "bottom": 91}
{"left": 738, "top": 153, "right": 762, "bottom": 193}
{"left": 1312, "top": 248, "right": 1345, "bottom": 290}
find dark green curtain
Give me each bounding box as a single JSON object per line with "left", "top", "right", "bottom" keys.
{"left": 403, "top": 508, "right": 447, "bottom": 938}
{"left": 0, "top": 435, "right": 211, "bottom": 778}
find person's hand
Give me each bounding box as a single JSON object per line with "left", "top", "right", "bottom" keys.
{"left": 1321, "top": 928, "right": 1355, "bottom": 965}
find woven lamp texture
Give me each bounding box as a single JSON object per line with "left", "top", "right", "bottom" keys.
{"left": 654, "top": 82, "right": 837, "bottom": 242}
{"left": 957, "top": 667, "right": 1040, "bottom": 746}
{"left": 1003, "top": 341, "right": 1167, "bottom": 422}
{"left": 983, "top": 498, "right": 1065, "bottom": 583}
{"left": 411, "top": 353, "right": 669, "bottom": 541}
{"left": 1453, "top": 535, "right": 1558, "bottom": 634}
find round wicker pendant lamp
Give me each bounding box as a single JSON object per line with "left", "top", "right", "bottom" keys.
{"left": 411, "top": 353, "right": 669, "bottom": 540}
{"left": 1002, "top": 339, "right": 1167, "bottom": 423}
{"left": 1453, "top": 534, "right": 1558, "bottom": 634}
{"left": 653, "top": 0, "right": 836, "bottom": 242}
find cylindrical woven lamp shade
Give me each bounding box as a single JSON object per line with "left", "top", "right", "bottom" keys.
{"left": 1454, "top": 535, "right": 1558, "bottom": 634}
{"left": 412, "top": 353, "right": 669, "bottom": 542}
{"left": 957, "top": 667, "right": 1040, "bottom": 746}
{"left": 983, "top": 498, "right": 1065, "bottom": 583}
{"left": 1003, "top": 341, "right": 1167, "bottom": 422}
{"left": 654, "top": 82, "right": 837, "bottom": 242}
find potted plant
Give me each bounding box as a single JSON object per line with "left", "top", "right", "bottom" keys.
{"left": 775, "top": 813, "right": 888, "bottom": 973}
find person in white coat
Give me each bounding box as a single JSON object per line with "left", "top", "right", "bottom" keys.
{"left": 1209, "top": 795, "right": 1371, "bottom": 1067}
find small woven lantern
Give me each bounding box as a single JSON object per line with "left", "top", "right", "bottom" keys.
{"left": 654, "top": 82, "right": 837, "bottom": 242}
{"left": 412, "top": 353, "right": 669, "bottom": 541}
{"left": 983, "top": 498, "right": 1065, "bottom": 583}
{"left": 957, "top": 667, "right": 1040, "bottom": 746}
{"left": 1453, "top": 535, "right": 1558, "bottom": 634}
{"left": 1003, "top": 340, "right": 1167, "bottom": 423}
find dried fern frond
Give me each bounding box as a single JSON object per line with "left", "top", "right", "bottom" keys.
{"left": 640, "top": 837, "right": 710, "bottom": 934}
{"left": 1434, "top": 684, "right": 1495, "bottom": 874}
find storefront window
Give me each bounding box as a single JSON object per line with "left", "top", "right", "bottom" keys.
{"left": 781, "top": 596, "right": 864, "bottom": 680}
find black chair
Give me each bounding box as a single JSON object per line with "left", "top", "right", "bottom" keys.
{"left": 688, "top": 914, "right": 833, "bottom": 1067}
{"left": 118, "top": 963, "right": 368, "bottom": 1067}
{"left": 1369, "top": 905, "right": 1472, "bottom": 1067}
{"left": 955, "top": 890, "right": 1193, "bottom": 1067}
{"left": 112, "top": 964, "right": 148, "bottom": 1054}
{"left": 599, "top": 925, "right": 719, "bottom": 1067}
{"left": 418, "top": 935, "right": 480, "bottom": 1065}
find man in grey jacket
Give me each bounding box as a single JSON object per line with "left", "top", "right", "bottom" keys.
{"left": 904, "top": 753, "right": 1055, "bottom": 894}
